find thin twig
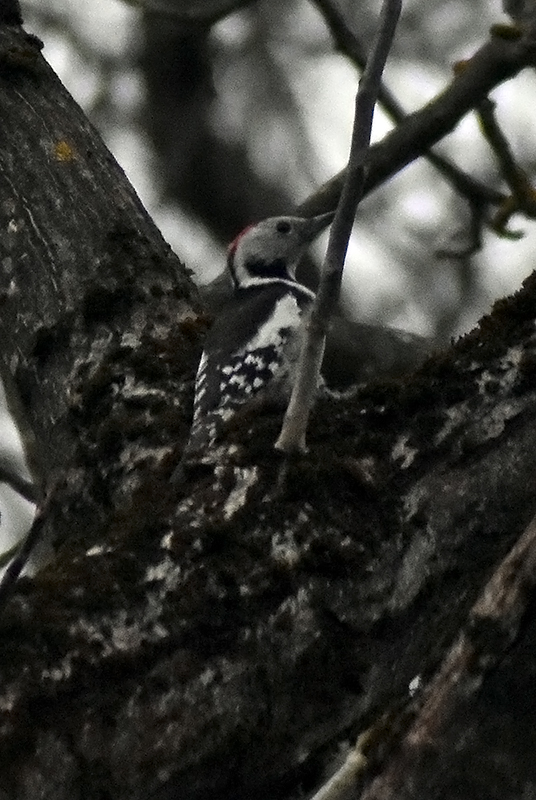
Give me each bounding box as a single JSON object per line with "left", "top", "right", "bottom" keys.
{"left": 0, "top": 367, "right": 44, "bottom": 502}
{"left": 0, "top": 541, "right": 21, "bottom": 570}
{"left": 276, "top": 0, "right": 402, "bottom": 453}
{"left": 0, "top": 458, "right": 38, "bottom": 505}
{"left": 478, "top": 98, "right": 523, "bottom": 192}
{"left": 309, "top": 733, "right": 369, "bottom": 800}
{"left": 435, "top": 197, "right": 486, "bottom": 260}
{"left": 0, "top": 504, "right": 46, "bottom": 613}
{"left": 477, "top": 97, "right": 536, "bottom": 236}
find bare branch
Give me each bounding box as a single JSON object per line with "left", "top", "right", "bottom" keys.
{"left": 298, "top": 28, "right": 536, "bottom": 218}
{"left": 123, "top": 0, "right": 255, "bottom": 24}
{"left": 435, "top": 197, "right": 486, "bottom": 260}
{"left": 0, "top": 506, "right": 46, "bottom": 614}
{"left": 0, "top": 368, "right": 43, "bottom": 504}
{"left": 0, "top": 460, "right": 37, "bottom": 505}
{"left": 313, "top": 0, "right": 504, "bottom": 210}
{"left": 477, "top": 96, "right": 536, "bottom": 236}
{"left": 276, "top": 0, "right": 402, "bottom": 453}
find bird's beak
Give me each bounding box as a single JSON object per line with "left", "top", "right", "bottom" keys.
{"left": 299, "top": 211, "right": 335, "bottom": 243}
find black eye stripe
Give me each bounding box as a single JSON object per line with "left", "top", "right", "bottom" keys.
{"left": 276, "top": 221, "right": 291, "bottom": 234}
{"left": 246, "top": 257, "right": 288, "bottom": 279}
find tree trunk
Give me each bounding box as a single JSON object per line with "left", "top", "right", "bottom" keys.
{"left": 1, "top": 13, "right": 536, "bottom": 800}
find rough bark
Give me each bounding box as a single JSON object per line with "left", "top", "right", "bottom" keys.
{"left": 1, "top": 14, "right": 536, "bottom": 800}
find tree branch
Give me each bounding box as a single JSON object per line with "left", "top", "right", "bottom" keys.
{"left": 477, "top": 96, "right": 536, "bottom": 236}
{"left": 313, "top": 0, "right": 505, "bottom": 210}
{"left": 276, "top": 0, "right": 402, "bottom": 453}
{"left": 0, "top": 505, "right": 45, "bottom": 611}
{"left": 129, "top": 0, "right": 255, "bottom": 24}
{"left": 298, "top": 27, "right": 536, "bottom": 217}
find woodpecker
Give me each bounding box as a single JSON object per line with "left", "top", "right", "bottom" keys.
{"left": 186, "top": 212, "right": 334, "bottom": 455}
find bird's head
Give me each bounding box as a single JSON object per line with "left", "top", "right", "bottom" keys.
{"left": 227, "top": 212, "right": 334, "bottom": 290}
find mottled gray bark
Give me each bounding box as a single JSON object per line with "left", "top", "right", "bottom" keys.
{"left": 1, "top": 13, "right": 536, "bottom": 800}
{"left": 0, "top": 19, "right": 199, "bottom": 541}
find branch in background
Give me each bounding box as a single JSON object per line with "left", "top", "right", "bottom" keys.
{"left": 435, "top": 197, "right": 486, "bottom": 260}
{"left": 276, "top": 0, "right": 402, "bottom": 453}
{"left": 0, "top": 366, "right": 43, "bottom": 504}
{"left": 124, "top": 0, "right": 254, "bottom": 25}
{"left": 0, "top": 505, "right": 46, "bottom": 614}
{"left": 0, "top": 458, "right": 37, "bottom": 505}
{"left": 477, "top": 96, "right": 536, "bottom": 236}
{"left": 313, "top": 0, "right": 505, "bottom": 211}
{"left": 0, "top": 542, "right": 20, "bottom": 571}
{"left": 298, "top": 27, "right": 536, "bottom": 218}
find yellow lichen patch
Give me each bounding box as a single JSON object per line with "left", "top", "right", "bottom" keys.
{"left": 452, "top": 58, "right": 470, "bottom": 76}
{"left": 54, "top": 140, "right": 76, "bottom": 162}
{"left": 490, "top": 23, "right": 523, "bottom": 40}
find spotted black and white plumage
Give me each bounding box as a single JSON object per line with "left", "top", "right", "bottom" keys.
{"left": 186, "top": 212, "right": 334, "bottom": 454}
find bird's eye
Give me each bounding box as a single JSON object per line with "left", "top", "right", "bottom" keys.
{"left": 276, "top": 220, "right": 291, "bottom": 234}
